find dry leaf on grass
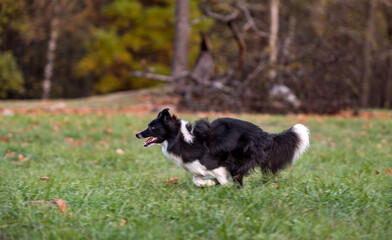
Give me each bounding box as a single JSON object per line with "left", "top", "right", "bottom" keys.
{"left": 120, "top": 219, "right": 127, "bottom": 227}
{"left": 64, "top": 137, "right": 74, "bottom": 143}
{"left": 116, "top": 148, "right": 124, "bottom": 155}
{"left": 5, "top": 150, "right": 15, "bottom": 157}
{"left": 18, "top": 154, "right": 28, "bottom": 162}
{"left": 104, "top": 125, "right": 113, "bottom": 135}
{"left": 1, "top": 136, "right": 9, "bottom": 142}
{"left": 55, "top": 198, "right": 67, "bottom": 213}
{"left": 384, "top": 168, "right": 392, "bottom": 175}
{"left": 105, "top": 128, "right": 113, "bottom": 135}
{"left": 40, "top": 177, "right": 49, "bottom": 181}
{"left": 357, "top": 151, "right": 365, "bottom": 157}
{"left": 165, "top": 177, "right": 178, "bottom": 185}
{"left": 375, "top": 169, "right": 380, "bottom": 175}
{"left": 29, "top": 198, "right": 67, "bottom": 213}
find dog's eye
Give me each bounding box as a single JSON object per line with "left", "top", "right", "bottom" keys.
{"left": 151, "top": 126, "right": 155, "bottom": 130}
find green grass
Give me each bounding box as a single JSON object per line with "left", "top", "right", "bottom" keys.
{"left": 0, "top": 113, "right": 391, "bottom": 239}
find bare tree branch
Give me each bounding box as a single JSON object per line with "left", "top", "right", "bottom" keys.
{"left": 201, "top": 0, "right": 240, "bottom": 23}
{"left": 200, "top": 1, "right": 246, "bottom": 73}
{"left": 227, "top": 21, "right": 246, "bottom": 72}
{"left": 235, "top": 3, "right": 269, "bottom": 38}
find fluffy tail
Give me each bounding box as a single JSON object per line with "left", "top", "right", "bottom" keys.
{"left": 265, "top": 124, "right": 310, "bottom": 174}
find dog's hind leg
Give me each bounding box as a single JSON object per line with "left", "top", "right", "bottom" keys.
{"left": 192, "top": 176, "right": 219, "bottom": 187}
{"left": 233, "top": 175, "right": 244, "bottom": 186}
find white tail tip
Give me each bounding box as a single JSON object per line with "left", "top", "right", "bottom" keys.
{"left": 292, "top": 124, "right": 310, "bottom": 163}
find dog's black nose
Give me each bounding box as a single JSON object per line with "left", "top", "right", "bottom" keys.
{"left": 136, "top": 132, "right": 142, "bottom": 139}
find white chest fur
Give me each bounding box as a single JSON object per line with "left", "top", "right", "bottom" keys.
{"left": 161, "top": 141, "right": 184, "bottom": 168}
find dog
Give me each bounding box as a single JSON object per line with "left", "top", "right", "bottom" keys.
{"left": 136, "top": 108, "right": 310, "bottom": 187}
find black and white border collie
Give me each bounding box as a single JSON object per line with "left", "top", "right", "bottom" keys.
{"left": 136, "top": 108, "right": 310, "bottom": 187}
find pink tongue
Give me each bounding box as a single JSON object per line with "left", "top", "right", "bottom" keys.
{"left": 144, "top": 138, "right": 155, "bottom": 145}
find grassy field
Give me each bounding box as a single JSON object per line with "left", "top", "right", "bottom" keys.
{"left": 0, "top": 112, "right": 391, "bottom": 239}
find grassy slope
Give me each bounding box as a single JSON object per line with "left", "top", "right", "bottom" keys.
{"left": 0, "top": 113, "right": 391, "bottom": 239}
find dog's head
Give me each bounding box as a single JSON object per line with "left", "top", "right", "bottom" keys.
{"left": 136, "top": 108, "right": 177, "bottom": 147}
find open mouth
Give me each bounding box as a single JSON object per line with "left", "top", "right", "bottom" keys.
{"left": 143, "top": 137, "right": 162, "bottom": 147}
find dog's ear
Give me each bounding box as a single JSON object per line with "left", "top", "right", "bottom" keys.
{"left": 157, "top": 108, "right": 172, "bottom": 122}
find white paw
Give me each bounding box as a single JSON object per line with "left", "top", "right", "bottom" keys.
{"left": 193, "top": 176, "right": 218, "bottom": 187}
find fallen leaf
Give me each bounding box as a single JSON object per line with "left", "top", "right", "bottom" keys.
{"left": 105, "top": 128, "right": 113, "bottom": 135}
{"left": 375, "top": 169, "right": 380, "bottom": 175}
{"left": 357, "top": 151, "right": 365, "bottom": 157}
{"left": 359, "top": 131, "right": 367, "bottom": 136}
{"left": 120, "top": 219, "right": 127, "bottom": 227}
{"left": 116, "top": 148, "right": 124, "bottom": 155}
{"left": 18, "top": 154, "right": 28, "bottom": 162}
{"left": 64, "top": 137, "right": 74, "bottom": 143}
{"left": 40, "top": 177, "right": 49, "bottom": 181}
{"left": 55, "top": 198, "right": 67, "bottom": 213}
{"left": 385, "top": 168, "right": 392, "bottom": 175}
{"left": 271, "top": 183, "right": 279, "bottom": 189}
{"left": 330, "top": 142, "right": 336, "bottom": 147}
{"left": 1, "top": 136, "right": 9, "bottom": 142}
{"left": 165, "top": 177, "right": 178, "bottom": 185}
{"left": 5, "top": 150, "right": 15, "bottom": 157}
{"left": 29, "top": 198, "right": 67, "bottom": 213}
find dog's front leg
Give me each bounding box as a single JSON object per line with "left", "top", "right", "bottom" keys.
{"left": 192, "top": 176, "right": 219, "bottom": 187}
{"left": 211, "top": 167, "right": 231, "bottom": 185}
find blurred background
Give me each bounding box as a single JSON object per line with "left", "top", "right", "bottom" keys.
{"left": 0, "top": 0, "right": 391, "bottom": 113}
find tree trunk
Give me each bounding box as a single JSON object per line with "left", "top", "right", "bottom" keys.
{"left": 283, "top": 16, "right": 296, "bottom": 60}
{"left": 268, "top": 0, "right": 279, "bottom": 82}
{"left": 385, "top": 55, "right": 392, "bottom": 108}
{"left": 268, "top": 0, "right": 299, "bottom": 108}
{"left": 383, "top": 6, "right": 392, "bottom": 108}
{"left": 171, "top": 0, "right": 190, "bottom": 78}
{"left": 42, "top": 0, "right": 60, "bottom": 100}
{"left": 361, "top": 0, "right": 377, "bottom": 108}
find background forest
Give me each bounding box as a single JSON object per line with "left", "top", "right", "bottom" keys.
{"left": 0, "top": 0, "right": 391, "bottom": 113}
